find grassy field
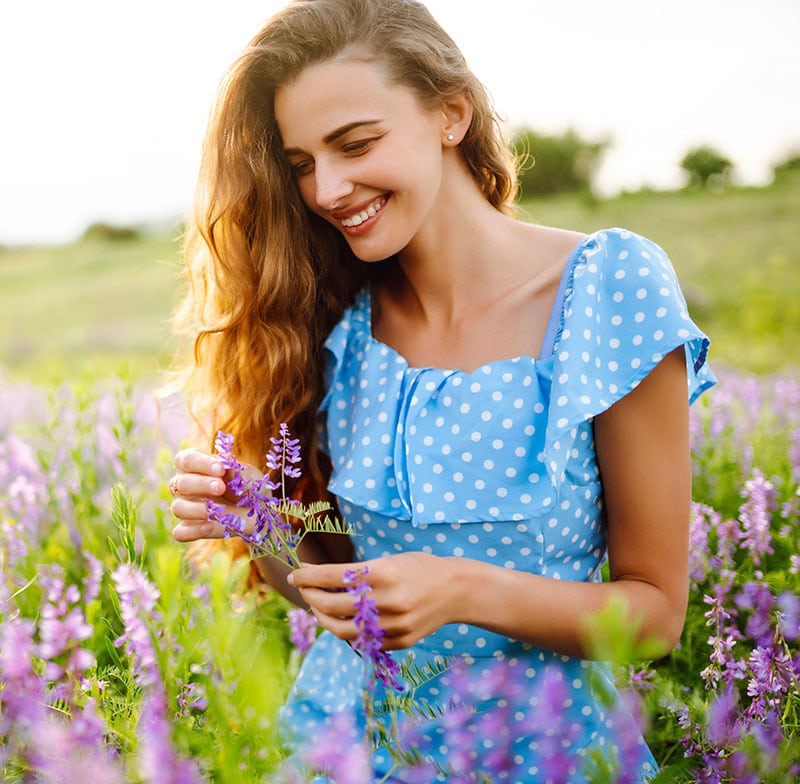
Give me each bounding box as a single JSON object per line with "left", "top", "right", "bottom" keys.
{"left": 1, "top": 174, "right": 798, "bottom": 383}
{"left": 0, "top": 232, "right": 184, "bottom": 382}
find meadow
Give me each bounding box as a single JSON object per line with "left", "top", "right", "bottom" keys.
{"left": 1, "top": 178, "right": 798, "bottom": 782}
{"left": 1, "top": 173, "right": 798, "bottom": 381}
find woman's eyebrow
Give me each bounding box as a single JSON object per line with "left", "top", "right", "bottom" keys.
{"left": 284, "top": 119, "right": 383, "bottom": 155}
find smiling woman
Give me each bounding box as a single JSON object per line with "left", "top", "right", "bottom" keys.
{"left": 167, "top": 1, "right": 715, "bottom": 782}
{"left": 275, "top": 57, "right": 467, "bottom": 260}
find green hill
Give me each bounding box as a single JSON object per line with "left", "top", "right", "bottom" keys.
{"left": 1, "top": 176, "right": 797, "bottom": 382}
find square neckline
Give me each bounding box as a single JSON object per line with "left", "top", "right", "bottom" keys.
{"left": 364, "top": 233, "right": 590, "bottom": 374}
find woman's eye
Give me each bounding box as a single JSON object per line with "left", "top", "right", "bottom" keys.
{"left": 290, "top": 160, "right": 314, "bottom": 177}
{"left": 342, "top": 138, "right": 375, "bottom": 155}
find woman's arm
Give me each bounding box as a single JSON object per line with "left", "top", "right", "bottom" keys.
{"left": 289, "top": 346, "right": 691, "bottom": 660}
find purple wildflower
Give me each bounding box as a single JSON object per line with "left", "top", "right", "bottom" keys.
{"left": 287, "top": 608, "right": 318, "bottom": 655}
{"left": 605, "top": 689, "right": 650, "bottom": 784}
{"left": 0, "top": 616, "right": 46, "bottom": 727}
{"left": 0, "top": 616, "right": 124, "bottom": 783}
{"left": 530, "top": 666, "right": 577, "bottom": 784}
{"left": 738, "top": 469, "right": 776, "bottom": 566}
{"left": 734, "top": 578, "right": 776, "bottom": 648}
{"left": 689, "top": 502, "right": 715, "bottom": 582}
{"left": 343, "top": 566, "right": 403, "bottom": 691}
{"left": 24, "top": 713, "right": 127, "bottom": 784}
{"left": 712, "top": 516, "right": 741, "bottom": 572}
{"left": 82, "top": 550, "right": 105, "bottom": 604}
{"left": 625, "top": 664, "right": 657, "bottom": 692}
{"left": 0, "top": 434, "right": 50, "bottom": 551}
{"left": 702, "top": 580, "right": 746, "bottom": 689}
{"left": 773, "top": 376, "right": 800, "bottom": 423}
{"left": 745, "top": 644, "right": 794, "bottom": 721}
{"left": 175, "top": 681, "right": 209, "bottom": 719}
{"left": 751, "top": 709, "right": 784, "bottom": 773}
{"left": 207, "top": 430, "right": 299, "bottom": 561}
{"left": 300, "top": 711, "right": 370, "bottom": 784}
{"left": 777, "top": 591, "right": 800, "bottom": 640}
{"left": 138, "top": 687, "right": 205, "bottom": 784}
{"left": 266, "top": 422, "right": 303, "bottom": 480}
{"left": 704, "top": 686, "right": 743, "bottom": 747}
{"left": 111, "top": 563, "right": 162, "bottom": 688}
{"left": 36, "top": 564, "right": 95, "bottom": 683}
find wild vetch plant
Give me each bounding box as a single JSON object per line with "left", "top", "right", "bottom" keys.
{"left": 206, "top": 425, "right": 353, "bottom": 570}
{"left": 0, "top": 368, "right": 798, "bottom": 783}
{"left": 206, "top": 428, "right": 404, "bottom": 727}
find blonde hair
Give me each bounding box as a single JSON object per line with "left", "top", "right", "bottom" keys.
{"left": 174, "top": 0, "right": 518, "bottom": 491}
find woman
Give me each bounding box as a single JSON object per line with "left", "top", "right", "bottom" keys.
{"left": 169, "top": 1, "right": 715, "bottom": 780}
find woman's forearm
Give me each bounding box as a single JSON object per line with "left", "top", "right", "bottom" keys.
{"left": 450, "top": 556, "right": 684, "bottom": 660}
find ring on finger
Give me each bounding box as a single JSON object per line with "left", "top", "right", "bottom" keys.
{"left": 169, "top": 478, "right": 181, "bottom": 497}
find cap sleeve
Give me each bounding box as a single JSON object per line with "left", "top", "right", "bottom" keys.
{"left": 542, "top": 228, "right": 715, "bottom": 485}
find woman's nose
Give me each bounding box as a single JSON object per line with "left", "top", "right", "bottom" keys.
{"left": 313, "top": 159, "right": 354, "bottom": 211}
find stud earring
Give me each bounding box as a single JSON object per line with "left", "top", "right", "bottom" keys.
{"left": 446, "top": 133, "right": 455, "bottom": 142}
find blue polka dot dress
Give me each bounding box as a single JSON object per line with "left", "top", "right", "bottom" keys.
{"left": 279, "top": 228, "right": 715, "bottom": 782}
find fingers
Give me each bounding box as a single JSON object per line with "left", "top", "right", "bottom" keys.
{"left": 171, "top": 518, "right": 222, "bottom": 543}
{"left": 168, "top": 448, "right": 229, "bottom": 534}
{"left": 289, "top": 561, "right": 371, "bottom": 590}
{"left": 174, "top": 448, "right": 226, "bottom": 477}
{"left": 299, "top": 586, "right": 356, "bottom": 618}
{"left": 169, "top": 473, "right": 227, "bottom": 500}
{"left": 309, "top": 607, "right": 358, "bottom": 642}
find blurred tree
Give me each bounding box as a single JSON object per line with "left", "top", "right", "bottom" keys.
{"left": 82, "top": 222, "right": 141, "bottom": 242}
{"left": 510, "top": 127, "right": 607, "bottom": 198}
{"left": 772, "top": 151, "right": 800, "bottom": 182}
{"left": 680, "top": 145, "right": 734, "bottom": 188}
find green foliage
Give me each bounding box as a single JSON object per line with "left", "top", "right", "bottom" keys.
{"left": 680, "top": 145, "right": 734, "bottom": 188}
{"left": 772, "top": 152, "right": 800, "bottom": 182}
{"left": 82, "top": 222, "right": 142, "bottom": 242}
{"left": 510, "top": 126, "right": 607, "bottom": 197}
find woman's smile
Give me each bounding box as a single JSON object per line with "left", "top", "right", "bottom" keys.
{"left": 336, "top": 195, "right": 389, "bottom": 233}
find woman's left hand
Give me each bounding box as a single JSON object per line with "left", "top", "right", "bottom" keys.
{"left": 287, "top": 553, "right": 458, "bottom": 650}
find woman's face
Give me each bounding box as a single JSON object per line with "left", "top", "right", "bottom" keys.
{"left": 274, "top": 57, "right": 447, "bottom": 262}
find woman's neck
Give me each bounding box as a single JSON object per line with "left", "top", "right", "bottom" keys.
{"left": 394, "top": 161, "right": 524, "bottom": 327}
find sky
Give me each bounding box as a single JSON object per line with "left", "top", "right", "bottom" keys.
{"left": 1, "top": 0, "right": 798, "bottom": 245}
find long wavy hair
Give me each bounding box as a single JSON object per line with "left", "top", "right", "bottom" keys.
{"left": 173, "top": 0, "right": 518, "bottom": 495}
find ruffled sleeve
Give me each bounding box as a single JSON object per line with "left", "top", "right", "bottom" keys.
{"left": 541, "top": 228, "right": 715, "bottom": 488}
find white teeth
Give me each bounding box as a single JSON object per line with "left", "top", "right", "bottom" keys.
{"left": 341, "top": 198, "right": 385, "bottom": 227}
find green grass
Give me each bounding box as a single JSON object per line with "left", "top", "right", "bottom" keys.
{"left": 1, "top": 175, "right": 798, "bottom": 382}
{"left": 0, "top": 234, "right": 184, "bottom": 383}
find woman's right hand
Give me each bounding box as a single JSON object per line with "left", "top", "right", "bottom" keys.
{"left": 168, "top": 448, "right": 254, "bottom": 543}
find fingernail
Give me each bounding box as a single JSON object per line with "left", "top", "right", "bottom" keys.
{"left": 201, "top": 524, "right": 214, "bottom": 536}
{"left": 211, "top": 461, "right": 224, "bottom": 475}
{"left": 286, "top": 573, "right": 295, "bottom": 586}
{"left": 211, "top": 479, "right": 225, "bottom": 494}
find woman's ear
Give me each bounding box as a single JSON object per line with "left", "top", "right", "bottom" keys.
{"left": 441, "top": 92, "right": 473, "bottom": 146}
